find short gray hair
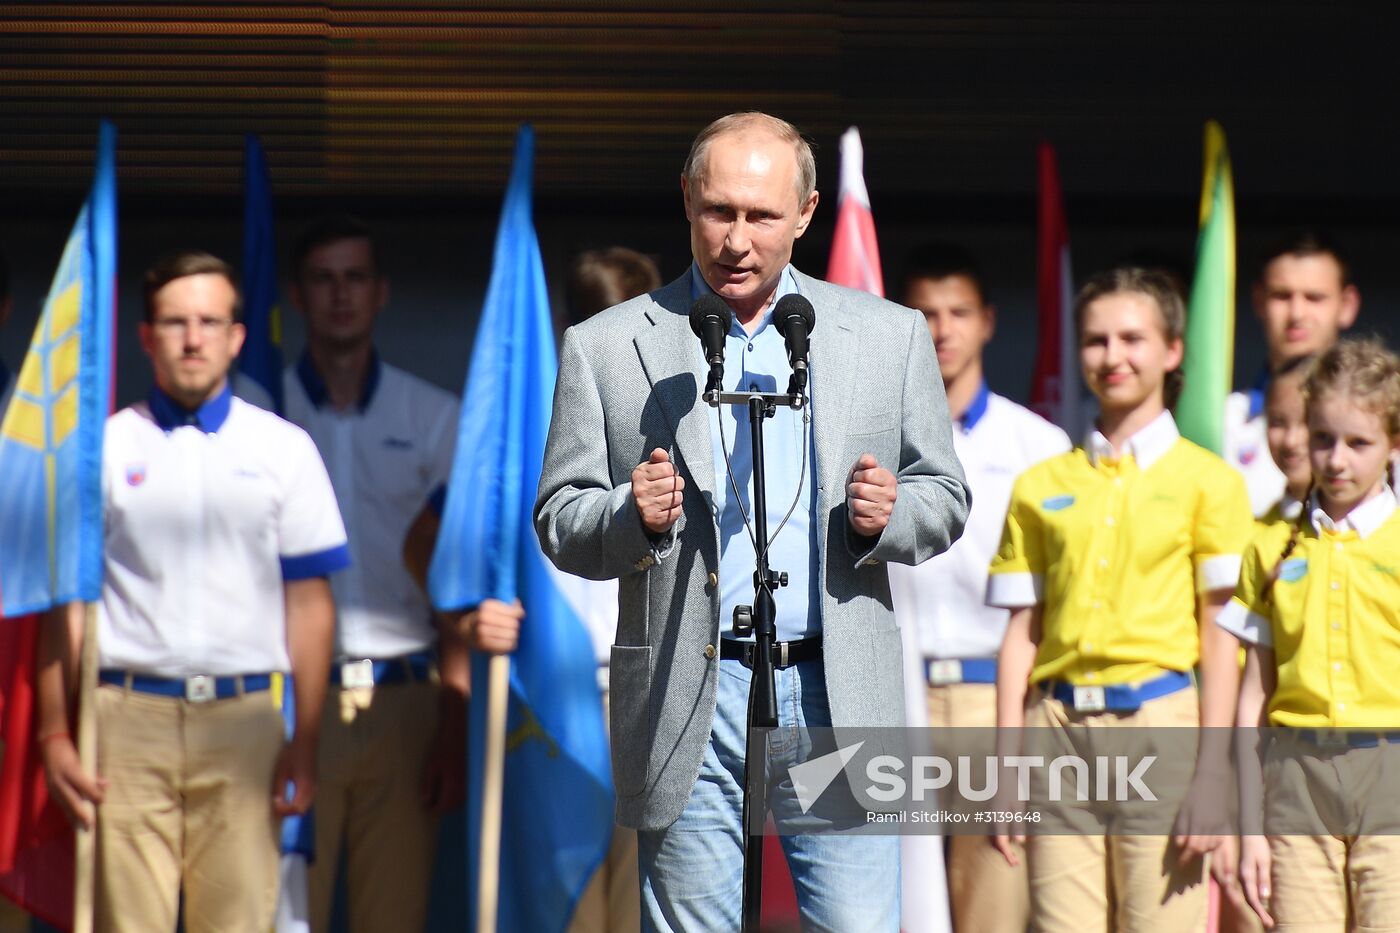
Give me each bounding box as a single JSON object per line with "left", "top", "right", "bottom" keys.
{"left": 682, "top": 112, "right": 817, "bottom": 205}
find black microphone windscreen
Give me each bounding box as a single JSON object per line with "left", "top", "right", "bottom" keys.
{"left": 773, "top": 294, "right": 816, "bottom": 337}
{"left": 689, "top": 294, "right": 732, "bottom": 338}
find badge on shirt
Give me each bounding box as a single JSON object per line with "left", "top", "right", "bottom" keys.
{"left": 1278, "top": 558, "right": 1308, "bottom": 583}
{"left": 1042, "top": 494, "right": 1075, "bottom": 512}
{"left": 1238, "top": 445, "right": 1258, "bottom": 466}
{"left": 125, "top": 463, "right": 146, "bottom": 487}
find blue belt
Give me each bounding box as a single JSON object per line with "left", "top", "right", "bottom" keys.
{"left": 330, "top": 651, "right": 433, "bottom": 687}
{"left": 1294, "top": 729, "right": 1400, "bottom": 750}
{"left": 1040, "top": 669, "right": 1192, "bottom": 712}
{"left": 99, "top": 670, "right": 273, "bottom": 702}
{"left": 924, "top": 657, "right": 997, "bottom": 685}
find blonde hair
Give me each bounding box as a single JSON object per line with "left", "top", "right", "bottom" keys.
{"left": 1265, "top": 336, "right": 1400, "bottom": 600}
{"left": 1301, "top": 336, "right": 1400, "bottom": 440}
{"left": 683, "top": 112, "right": 817, "bottom": 204}
{"left": 1073, "top": 266, "right": 1188, "bottom": 408}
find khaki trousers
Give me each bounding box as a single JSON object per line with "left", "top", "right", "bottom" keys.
{"left": 1265, "top": 739, "right": 1400, "bottom": 931}
{"left": 569, "top": 685, "right": 640, "bottom": 933}
{"left": 94, "top": 683, "right": 283, "bottom": 933}
{"left": 927, "top": 681, "right": 1030, "bottom": 933}
{"left": 0, "top": 898, "right": 31, "bottom": 932}
{"left": 307, "top": 681, "right": 440, "bottom": 933}
{"left": 1024, "top": 687, "right": 1206, "bottom": 933}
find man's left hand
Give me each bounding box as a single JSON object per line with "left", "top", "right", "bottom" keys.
{"left": 847, "top": 453, "right": 897, "bottom": 537}
{"left": 273, "top": 735, "right": 317, "bottom": 817}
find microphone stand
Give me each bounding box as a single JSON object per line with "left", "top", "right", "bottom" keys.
{"left": 706, "top": 382, "right": 806, "bottom": 932}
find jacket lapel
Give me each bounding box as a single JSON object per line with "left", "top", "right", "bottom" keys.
{"left": 797, "top": 271, "right": 861, "bottom": 502}
{"left": 633, "top": 276, "right": 717, "bottom": 507}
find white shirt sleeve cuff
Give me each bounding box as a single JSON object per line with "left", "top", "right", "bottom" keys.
{"left": 1216, "top": 599, "right": 1273, "bottom": 646}
{"left": 986, "top": 572, "right": 1042, "bottom": 609}
{"left": 1197, "top": 554, "right": 1243, "bottom": 593}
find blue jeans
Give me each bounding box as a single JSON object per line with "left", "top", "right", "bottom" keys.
{"left": 638, "top": 658, "right": 900, "bottom": 932}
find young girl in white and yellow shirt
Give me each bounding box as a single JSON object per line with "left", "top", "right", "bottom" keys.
{"left": 989, "top": 266, "right": 1254, "bottom": 932}
{"left": 1222, "top": 336, "right": 1400, "bottom": 931}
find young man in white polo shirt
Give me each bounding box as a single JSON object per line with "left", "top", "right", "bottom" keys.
{"left": 1223, "top": 231, "right": 1360, "bottom": 515}
{"left": 37, "top": 250, "right": 347, "bottom": 932}
{"left": 888, "top": 244, "right": 1070, "bottom": 933}
{"left": 280, "top": 215, "right": 481, "bottom": 933}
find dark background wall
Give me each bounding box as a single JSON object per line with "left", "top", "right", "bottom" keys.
{"left": 3, "top": 2, "right": 1398, "bottom": 408}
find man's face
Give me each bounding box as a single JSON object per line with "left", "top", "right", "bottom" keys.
{"left": 682, "top": 133, "right": 818, "bottom": 319}
{"left": 1253, "top": 253, "right": 1358, "bottom": 367}
{"left": 139, "top": 273, "right": 245, "bottom": 409}
{"left": 904, "top": 275, "right": 994, "bottom": 385}
{"left": 291, "top": 237, "right": 387, "bottom": 350}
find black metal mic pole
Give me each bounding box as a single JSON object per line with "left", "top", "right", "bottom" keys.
{"left": 739, "top": 393, "right": 781, "bottom": 933}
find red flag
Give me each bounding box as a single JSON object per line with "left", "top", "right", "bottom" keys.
{"left": 1030, "top": 141, "right": 1080, "bottom": 435}
{"left": 0, "top": 614, "right": 74, "bottom": 929}
{"left": 825, "top": 127, "right": 884, "bottom": 296}
{"left": 825, "top": 126, "right": 955, "bottom": 933}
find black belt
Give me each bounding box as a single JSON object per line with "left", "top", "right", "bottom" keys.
{"left": 720, "top": 636, "right": 822, "bottom": 670}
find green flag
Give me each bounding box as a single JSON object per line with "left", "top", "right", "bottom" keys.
{"left": 1177, "top": 120, "right": 1235, "bottom": 454}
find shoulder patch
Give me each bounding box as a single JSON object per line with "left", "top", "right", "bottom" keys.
{"left": 1042, "top": 494, "right": 1075, "bottom": 512}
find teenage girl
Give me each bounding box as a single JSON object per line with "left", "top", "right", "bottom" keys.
{"left": 988, "top": 266, "right": 1255, "bottom": 932}
{"left": 1224, "top": 336, "right": 1400, "bottom": 931}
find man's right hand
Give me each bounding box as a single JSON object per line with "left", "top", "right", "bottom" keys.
{"left": 40, "top": 734, "right": 106, "bottom": 831}
{"left": 632, "top": 448, "right": 684, "bottom": 534}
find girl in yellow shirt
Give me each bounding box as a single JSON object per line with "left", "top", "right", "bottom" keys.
{"left": 989, "top": 266, "right": 1254, "bottom": 932}
{"left": 1224, "top": 337, "right": 1400, "bottom": 930}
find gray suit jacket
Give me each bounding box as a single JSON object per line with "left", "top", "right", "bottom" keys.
{"left": 535, "top": 268, "right": 969, "bottom": 831}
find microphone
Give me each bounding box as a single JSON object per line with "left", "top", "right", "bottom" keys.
{"left": 689, "top": 295, "right": 732, "bottom": 402}
{"left": 773, "top": 294, "right": 816, "bottom": 398}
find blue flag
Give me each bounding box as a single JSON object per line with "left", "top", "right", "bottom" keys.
{"left": 0, "top": 121, "right": 116, "bottom": 617}
{"left": 237, "top": 134, "right": 284, "bottom": 415}
{"left": 428, "top": 124, "right": 613, "bottom": 933}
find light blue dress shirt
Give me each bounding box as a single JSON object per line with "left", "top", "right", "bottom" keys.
{"left": 690, "top": 264, "right": 819, "bottom": 642}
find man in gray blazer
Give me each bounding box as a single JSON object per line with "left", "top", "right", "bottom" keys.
{"left": 535, "top": 112, "right": 969, "bottom": 932}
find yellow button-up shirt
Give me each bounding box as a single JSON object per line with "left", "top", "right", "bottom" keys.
{"left": 989, "top": 411, "right": 1253, "bottom": 686}
{"left": 1219, "top": 488, "right": 1400, "bottom": 728}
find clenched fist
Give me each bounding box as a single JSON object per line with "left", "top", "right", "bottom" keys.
{"left": 847, "top": 453, "right": 897, "bottom": 537}
{"left": 632, "top": 448, "right": 684, "bottom": 534}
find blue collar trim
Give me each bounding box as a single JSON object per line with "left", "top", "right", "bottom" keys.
{"left": 959, "top": 381, "right": 991, "bottom": 432}
{"left": 296, "top": 350, "right": 381, "bottom": 412}
{"left": 149, "top": 382, "right": 232, "bottom": 433}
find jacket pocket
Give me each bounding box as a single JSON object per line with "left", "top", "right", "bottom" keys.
{"left": 608, "top": 644, "right": 652, "bottom": 798}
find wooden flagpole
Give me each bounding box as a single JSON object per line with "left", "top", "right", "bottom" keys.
{"left": 475, "top": 652, "right": 510, "bottom": 933}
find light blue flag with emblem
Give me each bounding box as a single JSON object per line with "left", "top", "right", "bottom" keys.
{"left": 0, "top": 120, "right": 116, "bottom": 618}
{"left": 428, "top": 124, "right": 613, "bottom": 932}
{"left": 236, "top": 133, "right": 285, "bottom": 416}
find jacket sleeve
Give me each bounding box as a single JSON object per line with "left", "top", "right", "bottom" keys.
{"left": 534, "top": 326, "right": 675, "bottom": 580}
{"left": 846, "top": 308, "right": 970, "bottom": 568}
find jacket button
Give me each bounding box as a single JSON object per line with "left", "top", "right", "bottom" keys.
{"left": 708, "top": 572, "right": 719, "bottom": 587}
{"left": 704, "top": 644, "right": 716, "bottom": 660}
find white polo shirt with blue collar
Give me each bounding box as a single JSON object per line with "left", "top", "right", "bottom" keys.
{"left": 99, "top": 384, "right": 350, "bottom": 678}
{"left": 282, "top": 353, "right": 458, "bottom": 660}
{"left": 889, "top": 384, "right": 1070, "bottom": 663}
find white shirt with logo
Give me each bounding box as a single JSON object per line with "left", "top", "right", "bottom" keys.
{"left": 99, "top": 393, "right": 349, "bottom": 677}
{"left": 889, "top": 389, "right": 1071, "bottom": 661}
